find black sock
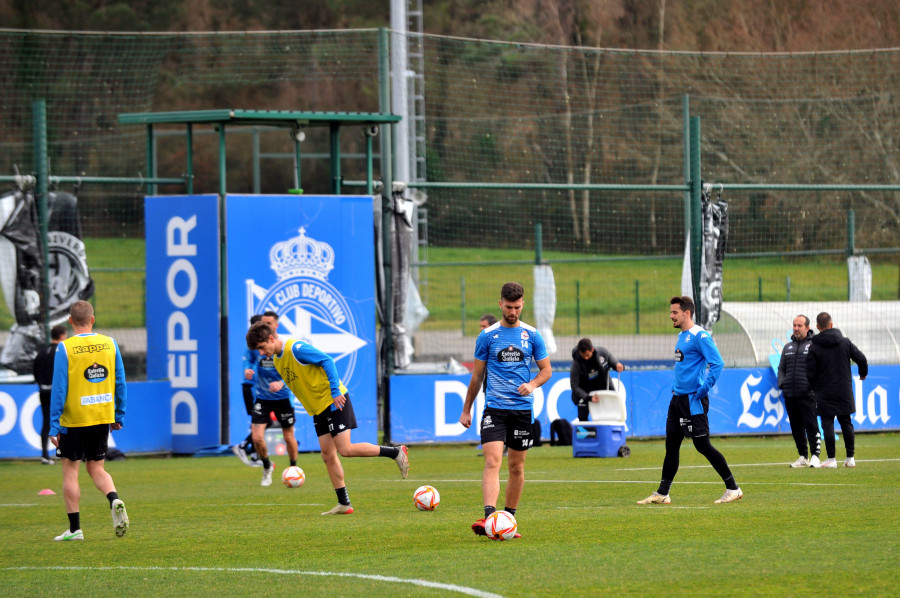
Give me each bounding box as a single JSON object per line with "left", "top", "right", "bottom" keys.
{"left": 504, "top": 507, "right": 516, "bottom": 517}
{"left": 723, "top": 475, "right": 739, "bottom": 491}
{"left": 658, "top": 479, "right": 673, "bottom": 496}
{"left": 378, "top": 446, "right": 400, "bottom": 459}
{"left": 290, "top": 459, "right": 297, "bottom": 467}
{"left": 68, "top": 512, "right": 80, "bottom": 533}
{"left": 484, "top": 505, "right": 496, "bottom": 519}
{"left": 261, "top": 457, "right": 271, "bottom": 469}
{"left": 106, "top": 491, "right": 119, "bottom": 507}
{"left": 336, "top": 486, "right": 351, "bottom": 506}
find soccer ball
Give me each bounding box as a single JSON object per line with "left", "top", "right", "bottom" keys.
{"left": 413, "top": 485, "right": 440, "bottom": 511}
{"left": 282, "top": 466, "right": 305, "bottom": 488}
{"left": 484, "top": 510, "right": 517, "bottom": 540}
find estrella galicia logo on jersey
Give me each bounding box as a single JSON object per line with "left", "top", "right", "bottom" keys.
{"left": 247, "top": 227, "right": 366, "bottom": 383}
{"left": 73, "top": 342, "right": 111, "bottom": 354}
{"left": 498, "top": 345, "right": 525, "bottom": 363}
{"left": 84, "top": 362, "right": 109, "bottom": 383}
{"left": 675, "top": 349, "right": 684, "bottom": 362}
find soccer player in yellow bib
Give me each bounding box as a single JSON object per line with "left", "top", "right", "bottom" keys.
{"left": 246, "top": 321, "right": 409, "bottom": 515}
{"left": 49, "top": 300, "right": 129, "bottom": 541}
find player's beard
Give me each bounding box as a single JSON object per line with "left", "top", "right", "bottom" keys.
{"left": 504, "top": 312, "right": 518, "bottom": 325}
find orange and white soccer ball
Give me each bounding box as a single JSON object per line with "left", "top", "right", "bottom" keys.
{"left": 282, "top": 466, "right": 305, "bottom": 488}
{"left": 484, "top": 510, "right": 517, "bottom": 540}
{"left": 413, "top": 485, "right": 440, "bottom": 511}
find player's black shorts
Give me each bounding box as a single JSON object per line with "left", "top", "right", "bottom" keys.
{"left": 313, "top": 394, "right": 358, "bottom": 438}
{"left": 667, "top": 394, "right": 710, "bottom": 438}
{"left": 480, "top": 407, "right": 533, "bottom": 451}
{"left": 56, "top": 423, "right": 111, "bottom": 462}
{"left": 252, "top": 398, "right": 295, "bottom": 428}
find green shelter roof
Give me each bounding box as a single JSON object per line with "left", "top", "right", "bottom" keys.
{"left": 118, "top": 109, "right": 401, "bottom": 127}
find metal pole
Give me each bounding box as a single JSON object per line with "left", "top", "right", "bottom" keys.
{"left": 33, "top": 100, "right": 51, "bottom": 340}
{"left": 682, "top": 95, "right": 691, "bottom": 249}
{"left": 218, "top": 124, "right": 227, "bottom": 197}
{"left": 635, "top": 279, "right": 640, "bottom": 335}
{"left": 460, "top": 276, "right": 466, "bottom": 336}
{"left": 535, "top": 222, "right": 543, "bottom": 264}
{"left": 186, "top": 124, "right": 194, "bottom": 195}
{"left": 379, "top": 27, "right": 395, "bottom": 442}
{"left": 330, "top": 123, "right": 341, "bottom": 195}
{"left": 366, "top": 133, "right": 374, "bottom": 195}
{"left": 252, "top": 128, "right": 261, "bottom": 194}
{"left": 575, "top": 280, "right": 581, "bottom": 336}
{"left": 689, "top": 116, "right": 703, "bottom": 322}
{"left": 758, "top": 277, "right": 763, "bottom": 302}
{"left": 294, "top": 130, "right": 303, "bottom": 192}
{"left": 146, "top": 124, "right": 156, "bottom": 196}
{"left": 786, "top": 275, "right": 791, "bottom": 301}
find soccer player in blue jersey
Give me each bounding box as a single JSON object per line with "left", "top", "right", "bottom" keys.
{"left": 460, "top": 282, "right": 552, "bottom": 538}
{"left": 233, "top": 314, "right": 264, "bottom": 467}
{"left": 252, "top": 311, "right": 300, "bottom": 487}
{"left": 637, "top": 296, "right": 743, "bottom": 505}
{"left": 247, "top": 321, "right": 409, "bottom": 515}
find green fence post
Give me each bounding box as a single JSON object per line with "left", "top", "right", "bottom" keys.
{"left": 758, "top": 277, "right": 763, "bottom": 302}
{"left": 689, "top": 116, "right": 703, "bottom": 322}
{"left": 635, "top": 279, "right": 640, "bottom": 335}
{"left": 847, "top": 209, "right": 855, "bottom": 300}
{"left": 33, "top": 100, "right": 51, "bottom": 340}
{"left": 535, "top": 222, "right": 543, "bottom": 264}
{"left": 575, "top": 280, "right": 581, "bottom": 336}
{"left": 460, "top": 276, "right": 466, "bottom": 336}
{"left": 786, "top": 275, "right": 791, "bottom": 301}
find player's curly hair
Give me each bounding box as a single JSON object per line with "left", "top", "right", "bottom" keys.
{"left": 245, "top": 321, "right": 273, "bottom": 350}
{"left": 500, "top": 282, "right": 524, "bottom": 302}
{"left": 670, "top": 295, "right": 695, "bottom": 317}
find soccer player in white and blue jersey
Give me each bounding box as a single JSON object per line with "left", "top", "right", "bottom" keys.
{"left": 637, "top": 296, "right": 743, "bottom": 505}
{"left": 460, "top": 282, "right": 552, "bottom": 538}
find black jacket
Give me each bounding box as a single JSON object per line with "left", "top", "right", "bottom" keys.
{"left": 32, "top": 342, "right": 58, "bottom": 388}
{"left": 777, "top": 329, "right": 814, "bottom": 397}
{"left": 570, "top": 346, "right": 620, "bottom": 407}
{"left": 806, "top": 328, "right": 868, "bottom": 415}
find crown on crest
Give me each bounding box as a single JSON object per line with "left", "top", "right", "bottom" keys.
{"left": 269, "top": 227, "right": 335, "bottom": 281}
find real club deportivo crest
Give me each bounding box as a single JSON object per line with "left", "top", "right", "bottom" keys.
{"left": 247, "top": 227, "right": 366, "bottom": 382}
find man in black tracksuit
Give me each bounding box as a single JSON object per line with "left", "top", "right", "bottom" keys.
{"left": 777, "top": 315, "right": 821, "bottom": 468}
{"left": 570, "top": 338, "right": 624, "bottom": 421}
{"left": 806, "top": 312, "right": 868, "bottom": 469}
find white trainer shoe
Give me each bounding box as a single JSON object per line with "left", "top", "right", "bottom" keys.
{"left": 395, "top": 445, "right": 409, "bottom": 479}
{"left": 808, "top": 455, "right": 821, "bottom": 468}
{"left": 636, "top": 491, "right": 671, "bottom": 505}
{"left": 820, "top": 458, "right": 838, "bottom": 469}
{"left": 790, "top": 456, "right": 809, "bottom": 468}
{"left": 261, "top": 463, "right": 275, "bottom": 486}
{"left": 232, "top": 445, "right": 250, "bottom": 466}
{"left": 844, "top": 457, "right": 856, "bottom": 468}
{"left": 321, "top": 504, "right": 354, "bottom": 515}
{"left": 54, "top": 528, "right": 84, "bottom": 541}
{"left": 715, "top": 488, "right": 743, "bottom": 504}
{"left": 111, "top": 499, "right": 129, "bottom": 537}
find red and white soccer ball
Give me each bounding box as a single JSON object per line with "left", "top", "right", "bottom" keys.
{"left": 413, "top": 485, "right": 440, "bottom": 511}
{"left": 282, "top": 466, "right": 305, "bottom": 489}
{"left": 484, "top": 510, "right": 517, "bottom": 540}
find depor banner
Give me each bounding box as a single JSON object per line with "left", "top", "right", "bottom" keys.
{"left": 225, "top": 195, "right": 378, "bottom": 449}
{"left": 389, "top": 365, "right": 898, "bottom": 443}
{"left": 145, "top": 195, "right": 221, "bottom": 453}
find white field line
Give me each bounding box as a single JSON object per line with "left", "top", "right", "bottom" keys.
{"left": 197, "top": 503, "right": 325, "bottom": 507}
{"left": 3, "top": 566, "right": 506, "bottom": 598}
{"left": 392, "top": 479, "right": 857, "bottom": 486}
{"left": 0, "top": 504, "right": 39, "bottom": 507}
{"left": 614, "top": 457, "right": 900, "bottom": 472}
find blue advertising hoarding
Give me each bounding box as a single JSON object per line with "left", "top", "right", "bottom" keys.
{"left": 225, "top": 195, "right": 377, "bottom": 449}
{"left": 0, "top": 381, "right": 171, "bottom": 458}
{"left": 389, "top": 365, "right": 899, "bottom": 443}
{"left": 145, "top": 195, "right": 221, "bottom": 453}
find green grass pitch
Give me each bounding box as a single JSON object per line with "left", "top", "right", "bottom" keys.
{"left": 2, "top": 434, "right": 898, "bottom": 597}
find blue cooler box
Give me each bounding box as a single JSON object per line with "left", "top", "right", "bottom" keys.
{"left": 573, "top": 423, "right": 626, "bottom": 458}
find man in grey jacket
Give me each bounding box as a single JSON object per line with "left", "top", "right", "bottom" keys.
{"left": 777, "top": 315, "right": 821, "bottom": 468}
{"left": 806, "top": 312, "right": 868, "bottom": 469}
